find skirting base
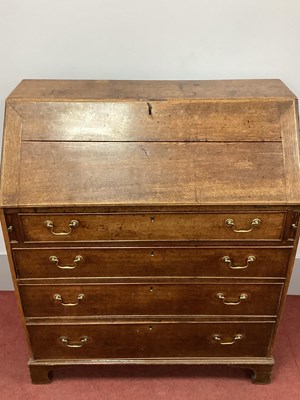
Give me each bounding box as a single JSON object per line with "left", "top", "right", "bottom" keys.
{"left": 28, "top": 357, "right": 275, "bottom": 384}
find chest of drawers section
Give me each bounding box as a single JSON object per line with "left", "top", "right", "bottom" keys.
{"left": 3, "top": 207, "right": 298, "bottom": 384}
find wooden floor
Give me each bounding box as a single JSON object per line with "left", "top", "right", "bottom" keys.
{"left": 0, "top": 292, "right": 299, "bottom": 399}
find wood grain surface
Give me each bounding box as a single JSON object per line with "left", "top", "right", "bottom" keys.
{"left": 18, "top": 212, "right": 285, "bottom": 242}
{"left": 27, "top": 321, "right": 275, "bottom": 359}
{"left": 19, "top": 282, "right": 283, "bottom": 317}
{"left": 13, "top": 247, "right": 290, "bottom": 279}
{"left": 18, "top": 142, "right": 286, "bottom": 206}
{"left": 8, "top": 79, "right": 296, "bottom": 100}
{"left": 16, "top": 100, "right": 282, "bottom": 142}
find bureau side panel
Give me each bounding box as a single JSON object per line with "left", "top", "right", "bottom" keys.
{"left": 0, "top": 103, "right": 22, "bottom": 207}
{"left": 0, "top": 210, "right": 32, "bottom": 355}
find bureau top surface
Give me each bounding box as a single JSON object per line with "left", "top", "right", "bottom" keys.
{"left": 1, "top": 79, "right": 300, "bottom": 207}
{"left": 7, "top": 79, "right": 296, "bottom": 101}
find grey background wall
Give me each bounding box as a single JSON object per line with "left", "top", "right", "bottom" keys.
{"left": 0, "top": 0, "right": 300, "bottom": 292}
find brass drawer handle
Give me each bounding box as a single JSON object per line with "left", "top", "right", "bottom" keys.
{"left": 54, "top": 293, "right": 85, "bottom": 306}
{"left": 225, "top": 218, "right": 261, "bottom": 233}
{"left": 60, "top": 336, "right": 89, "bottom": 348}
{"left": 44, "top": 219, "right": 79, "bottom": 236}
{"left": 222, "top": 255, "right": 256, "bottom": 270}
{"left": 49, "top": 255, "right": 83, "bottom": 269}
{"left": 216, "top": 292, "right": 248, "bottom": 305}
{"left": 213, "top": 334, "right": 243, "bottom": 345}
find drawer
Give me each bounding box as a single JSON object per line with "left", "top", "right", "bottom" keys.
{"left": 19, "top": 283, "right": 283, "bottom": 317}
{"left": 27, "top": 321, "right": 275, "bottom": 360}
{"left": 13, "top": 247, "right": 291, "bottom": 279}
{"left": 19, "top": 212, "right": 285, "bottom": 242}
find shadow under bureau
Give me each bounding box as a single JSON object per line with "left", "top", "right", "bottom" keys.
{"left": 1, "top": 79, "right": 300, "bottom": 384}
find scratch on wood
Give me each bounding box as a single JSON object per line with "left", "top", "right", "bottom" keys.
{"left": 140, "top": 147, "right": 149, "bottom": 158}
{"left": 193, "top": 158, "right": 199, "bottom": 202}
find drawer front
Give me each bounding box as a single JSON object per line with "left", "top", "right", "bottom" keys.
{"left": 19, "top": 212, "right": 285, "bottom": 242}
{"left": 19, "top": 283, "right": 283, "bottom": 317}
{"left": 27, "top": 322, "right": 275, "bottom": 360}
{"left": 13, "top": 247, "right": 291, "bottom": 279}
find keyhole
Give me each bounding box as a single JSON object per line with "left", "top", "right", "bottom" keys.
{"left": 147, "top": 102, "right": 153, "bottom": 116}
{"left": 149, "top": 326, "right": 153, "bottom": 331}
{"left": 150, "top": 251, "right": 154, "bottom": 257}
{"left": 150, "top": 286, "right": 154, "bottom": 292}
{"left": 150, "top": 216, "right": 155, "bottom": 222}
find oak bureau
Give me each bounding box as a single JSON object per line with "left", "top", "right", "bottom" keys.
{"left": 1, "top": 79, "right": 300, "bottom": 384}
